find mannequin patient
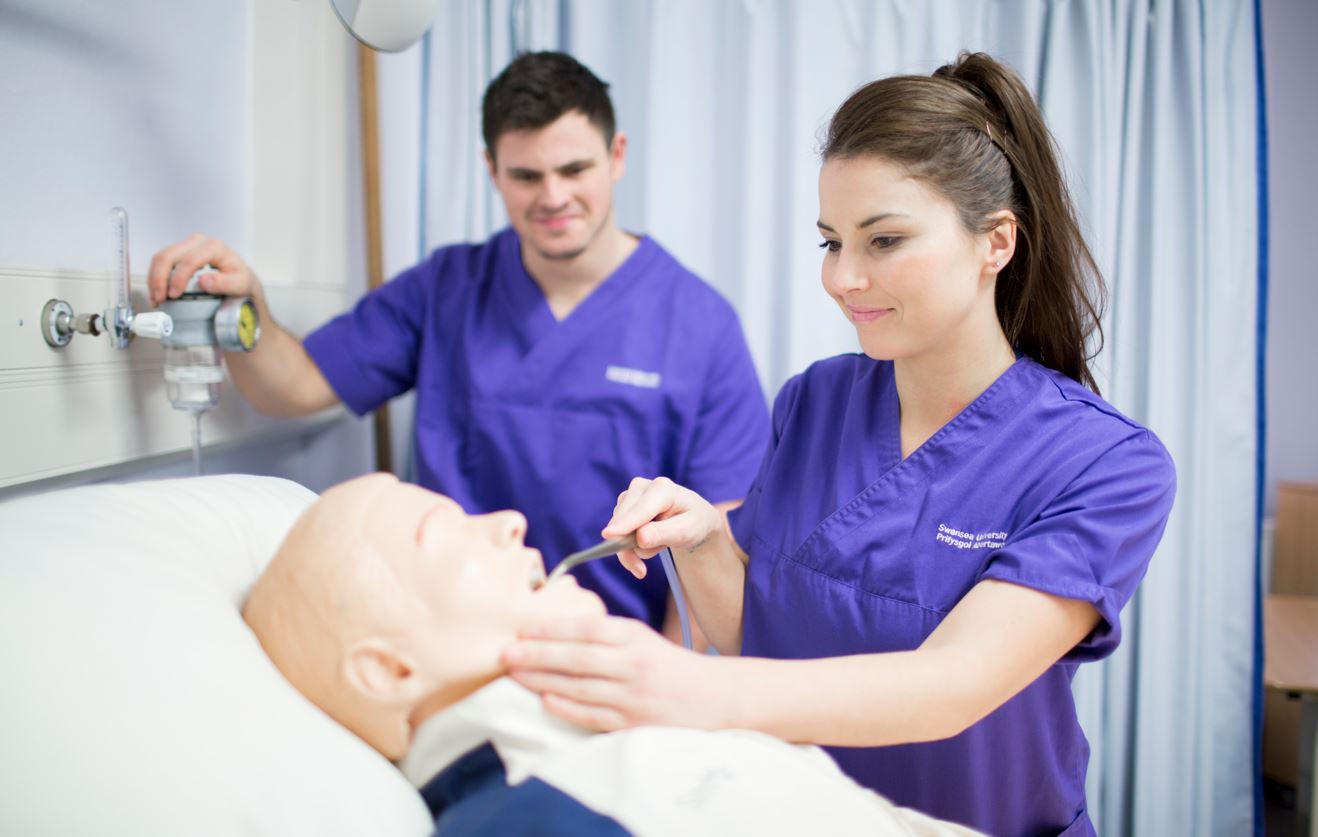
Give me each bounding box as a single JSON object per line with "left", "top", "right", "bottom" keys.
{"left": 243, "top": 473, "right": 979, "bottom": 836}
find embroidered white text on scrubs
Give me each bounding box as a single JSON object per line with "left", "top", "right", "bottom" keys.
{"left": 605, "top": 365, "right": 662, "bottom": 389}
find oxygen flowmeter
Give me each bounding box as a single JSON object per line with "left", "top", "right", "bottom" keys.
{"left": 158, "top": 272, "right": 261, "bottom": 413}
{"left": 40, "top": 207, "right": 172, "bottom": 349}
{"left": 39, "top": 207, "right": 262, "bottom": 474}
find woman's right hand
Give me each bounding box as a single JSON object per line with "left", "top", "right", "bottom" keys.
{"left": 603, "top": 477, "right": 722, "bottom": 579}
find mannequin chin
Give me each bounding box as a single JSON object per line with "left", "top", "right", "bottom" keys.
{"left": 242, "top": 472, "right": 606, "bottom": 761}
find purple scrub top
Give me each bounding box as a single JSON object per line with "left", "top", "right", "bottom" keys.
{"left": 728, "top": 354, "right": 1175, "bottom": 837}
{"left": 305, "top": 228, "right": 769, "bottom": 628}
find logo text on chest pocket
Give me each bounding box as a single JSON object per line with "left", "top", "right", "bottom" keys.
{"left": 935, "top": 523, "right": 1008, "bottom": 550}
{"left": 605, "top": 365, "right": 662, "bottom": 389}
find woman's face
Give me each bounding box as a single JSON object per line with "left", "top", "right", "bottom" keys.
{"left": 817, "top": 155, "right": 998, "bottom": 362}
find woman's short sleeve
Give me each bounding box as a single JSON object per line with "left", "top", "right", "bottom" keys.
{"left": 979, "top": 431, "right": 1176, "bottom": 662}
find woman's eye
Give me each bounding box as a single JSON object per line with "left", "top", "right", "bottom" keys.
{"left": 817, "top": 240, "right": 841, "bottom": 253}
{"left": 873, "top": 236, "right": 901, "bottom": 249}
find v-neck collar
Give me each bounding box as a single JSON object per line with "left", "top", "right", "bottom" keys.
{"left": 798, "top": 357, "right": 1034, "bottom": 560}
{"left": 884, "top": 355, "right": 1031, "bottom": 467}
{"left": 495, "top": 227, "right": 657, "bottom": 351}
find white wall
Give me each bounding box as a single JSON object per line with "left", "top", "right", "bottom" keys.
{"left": 0, "top": 0, "right": 374, "bottom": 498}
{"left": 1262, "top": 0, "right": 1318, "bottom": 515}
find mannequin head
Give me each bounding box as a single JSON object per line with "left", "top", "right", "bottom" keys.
{"left": 242, "top": 473, "right": 605, "bottom": 760}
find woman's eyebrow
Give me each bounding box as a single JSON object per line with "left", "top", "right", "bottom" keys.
{"left": 817, "top": 212, "right": 910, "bottom": 233}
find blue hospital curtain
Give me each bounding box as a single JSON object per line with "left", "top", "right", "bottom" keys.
{"left": 413, "top": 2, "right": 1261, "bottom": 832}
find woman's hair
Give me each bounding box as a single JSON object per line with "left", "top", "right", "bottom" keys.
{"left": 822, "top": 52, "right": 1105, "bottom": 393}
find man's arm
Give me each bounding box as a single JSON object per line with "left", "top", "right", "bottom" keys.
{"left": 148, "top": 235, "right": 339, "bottom": 416}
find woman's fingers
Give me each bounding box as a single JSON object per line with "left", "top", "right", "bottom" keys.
{"left": 603, "top": 477, "right": 703, "bottom": 546}
{"left": 502, "top": 639, "right": 624, "bottom": 682}
{"left": 540, "top": 693, "right": 629, "bottom": 733}
{"left": 504, "top": 617, "right": 654, "bottom": 682}
{"left": 603, "top": 477, "right": 665, "bottom": 537}
{"left": 504, "top": 617, "right": 718, "bottom": 732}
{"left": 633, "top": 515, "right": 701, "bottom": 553}
{"left": 513, "top": 613, "right": 635, "bottom": 645}
{"left": 506, "top": 669, "right": 627, "bottom": 710}
{"left": 618, "top": 548, "right": 648, "bottom": 579}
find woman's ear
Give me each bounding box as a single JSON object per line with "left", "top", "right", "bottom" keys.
{"left": 984, "top": 210, "right": 1018, "bottom": 276}
{"left": 343, "top": 639, "right": 426, "bottom": 703}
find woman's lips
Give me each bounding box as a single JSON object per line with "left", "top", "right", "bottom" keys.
{"left": 847, "top": 305, "right": 893, "bottom": 323}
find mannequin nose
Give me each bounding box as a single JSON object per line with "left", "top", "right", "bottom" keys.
{"left": 485, "top": 510, "right": 527, "bottom": 546}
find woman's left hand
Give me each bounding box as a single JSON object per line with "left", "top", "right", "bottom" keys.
{"left": 501, "top": 615, "right": 733, "bottom": 732}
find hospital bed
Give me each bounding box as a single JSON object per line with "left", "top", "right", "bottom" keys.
{"left": 0, "top": 474, "right": 984, "bottom": 837}
{"left": 0, "top": 475, "right": 434, "bottom": 836}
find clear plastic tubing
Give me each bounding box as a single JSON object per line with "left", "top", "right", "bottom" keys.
{"left": 190, "top": 410, "right": 203, "bottom": 476}
{"left": 659, "top": 548, "right": 693, "bottom": 650}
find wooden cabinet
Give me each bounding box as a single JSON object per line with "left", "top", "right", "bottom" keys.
{"left": 1264, "top": 483, "right": 1318, "bottom": 790}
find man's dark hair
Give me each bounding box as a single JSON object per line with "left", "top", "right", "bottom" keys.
{"left": 481, "top": 51, "right": 616, "bottom": 161}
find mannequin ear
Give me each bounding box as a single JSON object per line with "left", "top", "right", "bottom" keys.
{"left": 343, "top": 640, "right": 425, "bottom": 703}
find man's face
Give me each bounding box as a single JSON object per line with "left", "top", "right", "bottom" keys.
{"left": 486, "top": 110, "right": 626, "bottom": 263}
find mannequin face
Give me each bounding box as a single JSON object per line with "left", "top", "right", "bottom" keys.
{"left": 243, "top": 473, "right": 606, "bottom": 759}
{"left": 360, "top": 478, "right": 545, "bottom": 632}
{"left": 353, "top": 475, "right": 603, "bottom": 681}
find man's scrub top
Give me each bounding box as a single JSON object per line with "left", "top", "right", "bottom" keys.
{"left": 728, "top": 355, "right": 1176, "bottom": 837}
{"left": 399, "top": 679, "right": 983, "bottom": 836}
{"left": 304, "top": 228, "right": 769, "bottom": 628}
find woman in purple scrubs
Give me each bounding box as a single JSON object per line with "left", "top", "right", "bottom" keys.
{"left": 504, "top": 52, "right": 1175, "bottom": 837}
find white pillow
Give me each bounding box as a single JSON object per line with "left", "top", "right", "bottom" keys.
{"left": 0, "top": 475, "right": 433, "bottom": 837}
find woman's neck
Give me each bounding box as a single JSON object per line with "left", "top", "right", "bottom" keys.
{"left": 893, "top": 322, "right": 1016, "bottom": 459}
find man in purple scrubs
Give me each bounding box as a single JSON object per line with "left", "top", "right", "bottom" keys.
{"left": 146, "top": 51, "right": 770, "bottom": 634}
